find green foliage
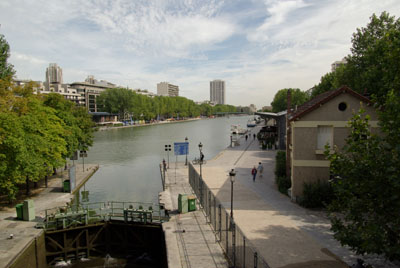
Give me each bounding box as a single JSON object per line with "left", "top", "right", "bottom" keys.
{"left": 43, "top": 93, "right": 94, "bottom": 152}
{"left": 0, "top": 34, "right": 15, "bottom": 80}
{"left": 325, "top": 108, "right": 400, "bottom": 261}
{"left": 311, "top": 12, "right": 400, "bottom": 261}
{"left": 275, "top": 151, "right": 286, "bottom": 177}
{"left": 274, "top": 151, "right": 290, "bottom": 195}
{"left": 97, "top": 87, "right": 237, "bottom": 120}
{"left": 271, "top": 88, "right": 309, "bottom": 113}
{"left": 276, "top": 176, "right": 291, "bottom": 195}
{"left": 311, "top": 65, "right": 349, "bottom": 98}
{"left": 312, "top": 12, "right": 400, "bottom": 104}
{"left": 0, "top": 81, "right": 94, "bottom": 201}
{"left": 299, "top": 180, "right": 334, "bottom": 209}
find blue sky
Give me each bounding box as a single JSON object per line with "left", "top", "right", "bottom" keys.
{"left": 1, "top": 0, "right": 399, "bottom": 107}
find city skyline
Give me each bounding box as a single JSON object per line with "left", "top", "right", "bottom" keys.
{"left": 1, "top": 0, "right": 399, "bottom": 107}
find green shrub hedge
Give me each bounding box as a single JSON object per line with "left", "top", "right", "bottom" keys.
{"left": 299, "top": 180, "right": 334, "bottom": 208}
{"left": 275, "top": 151, "right": 286, "bottom": 177}
{"left": 275, "top": 151, "right": 290, "bottom": 195}
{"left": 276, "top": 176, "right": 291, "bottom": 195}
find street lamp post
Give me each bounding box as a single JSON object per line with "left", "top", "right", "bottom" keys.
{"left": 185, "top": 137, "right": 188, "bottom": 166}
{"left": 198, "top": 142, "right": 203, "bottom": 205}
{"left": 229, "top": 169, "right": 236, "bottom": 227}
{"left": 198, "top": 142, "right": 203, "bottom": 178}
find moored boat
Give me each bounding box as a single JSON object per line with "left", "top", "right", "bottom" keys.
{"left": 231, "top": 125, "right": 247, "bottom": 134}
{"left": 246, "top": 119, "right": 257, "bottom": 127}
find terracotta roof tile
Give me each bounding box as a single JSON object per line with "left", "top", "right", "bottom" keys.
{"left": 289, "top": 86, "right": 372, "bottom": 121}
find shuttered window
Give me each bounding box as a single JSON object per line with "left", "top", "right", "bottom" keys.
{"left": 317, "top": 126, "right": 333, "bottom": 149}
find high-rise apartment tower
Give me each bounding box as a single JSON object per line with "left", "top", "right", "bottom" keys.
{"left": 210, "top": 79, "right": 225, "bottom": 104}
{"left": 46, "top": 63, "right": 63, "bottom": 85}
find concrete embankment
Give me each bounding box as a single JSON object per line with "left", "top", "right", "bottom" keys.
{"left": 0, "top": 164, "right": 99, "bottom": 268}
{"left": 98, "top": 117, "right": 201, "bottom": 131}
{"left": 159, "top": 162, "right": 229, "bottom": 268}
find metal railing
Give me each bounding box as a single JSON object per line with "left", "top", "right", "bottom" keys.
{"left": 40, "top": 201, "right": 168, "bottom": 230}
{"left": 189, "top": 163, "right": 270, "bottom": 268}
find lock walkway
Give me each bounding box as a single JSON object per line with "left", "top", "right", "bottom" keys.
{"left": 160, "top": 162, "right": 229, "bottom": 268}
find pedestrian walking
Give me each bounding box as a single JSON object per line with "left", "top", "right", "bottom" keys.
{"left": 251, "top": 166, "right": 257, "bottom": 182}
{"left": 253, "top": 133, "right": 256, "bottom": 140}
{"left": 162, "top": 159, "right": 167, "bottom": 171}
{"left": 257, "top": 162, "right": 263, "bottom": 178}
{"left": 245, "top": 134, "right": 248, "bottom": 141}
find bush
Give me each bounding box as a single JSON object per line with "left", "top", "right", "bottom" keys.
{"left": 275, "top": 151, "right": 286, "bottom": 177}
{"left": 276, "top": 176, "right": 291, "bottom": 195}
{"left": 274, "top": 151, "right": 290, "bottom": 194}
{"left": 299, "top": 180, "right": 334, "bottom": 208}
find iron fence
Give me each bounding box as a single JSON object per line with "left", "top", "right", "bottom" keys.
{"left": 189, "top": 163, "right": 270, "bottom": 268}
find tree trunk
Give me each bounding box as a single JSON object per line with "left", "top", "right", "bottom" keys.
{"left": 45, "top": 175, "right": 48, "bottom": 188}
{"left": 26, "top": 177, "right": 30, "bottom": 195}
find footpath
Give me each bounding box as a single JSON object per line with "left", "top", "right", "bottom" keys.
{"left": 0, "top": 164, "right": 98, "bottom": 268}
{"left": 193, "top": 125, "right": 397, "bottom": 268}
{"left": 160, "top": 162, "right": 229, "bottom": 268}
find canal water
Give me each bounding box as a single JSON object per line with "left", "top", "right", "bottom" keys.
{"left": 76, "top": 116, "right": 252, "bottom": 205}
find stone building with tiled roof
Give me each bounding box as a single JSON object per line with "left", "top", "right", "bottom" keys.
{"left": 287, "top": 86, "right": 378, "bottom": 201}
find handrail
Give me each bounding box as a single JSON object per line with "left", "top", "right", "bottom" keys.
{"left": 40, "top": 200, "right": 169, "bottom": 230}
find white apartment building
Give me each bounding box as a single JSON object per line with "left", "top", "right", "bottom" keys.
{"left": 210, "top": 79, "right": 225, "bottom": 105}
{"left": 157, "top": 82, "right": 179, "bottom": 97}
{"left": 331, "top": 58, "right": 347, "bottom": 72}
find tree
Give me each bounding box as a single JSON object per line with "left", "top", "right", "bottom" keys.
{"left": 326, "top": 106, "right": 400, "bottom": 261}
{"left": 43, "top": 93, "right": 94, "bottom": 154}
{"left": 310, "top": 65, "right": 350, "bottom": 98}
{"left": 0, "top": 34, "right": 15, "bottom": 80}
{"left": 97, "top": 87, "right": 135, "bottom": 120}
{"left": 318, "top": 12, "right": 400, "bottom": 261}
{"left": 312, "top": 12, "right": 400, "bottom": 103}
{"left": 0, "top": 82, "right": 68, "bottom": 199}
{"left": 271, "top": 88, "right": 309, "bottom": 113}
{"left": 346, "top": 12, "right": 400, "bottom": 104}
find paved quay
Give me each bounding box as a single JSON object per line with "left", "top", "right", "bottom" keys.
{"left": 159, "top": 162, "right": 229, "bottom": 268}
{"left": 193, "top": 125, "right": 398, "bottom": 268}
{"left": 0, "top": 164, "right": 98, "bottom": 268}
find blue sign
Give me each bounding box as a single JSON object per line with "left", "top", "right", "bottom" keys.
{"left": 174, "top": 142, "right": 189, "bottom": 156}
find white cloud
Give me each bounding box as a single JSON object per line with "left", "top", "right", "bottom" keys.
{"left": 11, "top": 52, "right": 47, "bottom": 65}
{"left": 81, "top": 0, "right": 235, "bottom": 57}
{"left": 1, "top": 0, "right": 400, "bottom": 107}
{"left": 247, "top": 0, "right": 309, "bottom": 42}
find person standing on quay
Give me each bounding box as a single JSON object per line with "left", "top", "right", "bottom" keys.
{"left": 257, "top": 162, "right": 263, "bottom": 178}
{"left": 245, "top": 134, "right": 248, "bottom": 141}
{"left": 251, "top": 166, "right": 257, "bottom": 182}
{"left": 253, "top": 133, "right": 256, "bottom": 140}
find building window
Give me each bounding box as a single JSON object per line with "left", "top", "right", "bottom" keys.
{"left": 317, "top": 126, "right": 333, "bottom": 149}
{"left": 338, "top": 102, "right": 347, "bottom": 111}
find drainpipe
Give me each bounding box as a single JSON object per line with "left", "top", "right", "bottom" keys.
{"left": 286, "top": 89, "right": 291, "bottom": 180}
